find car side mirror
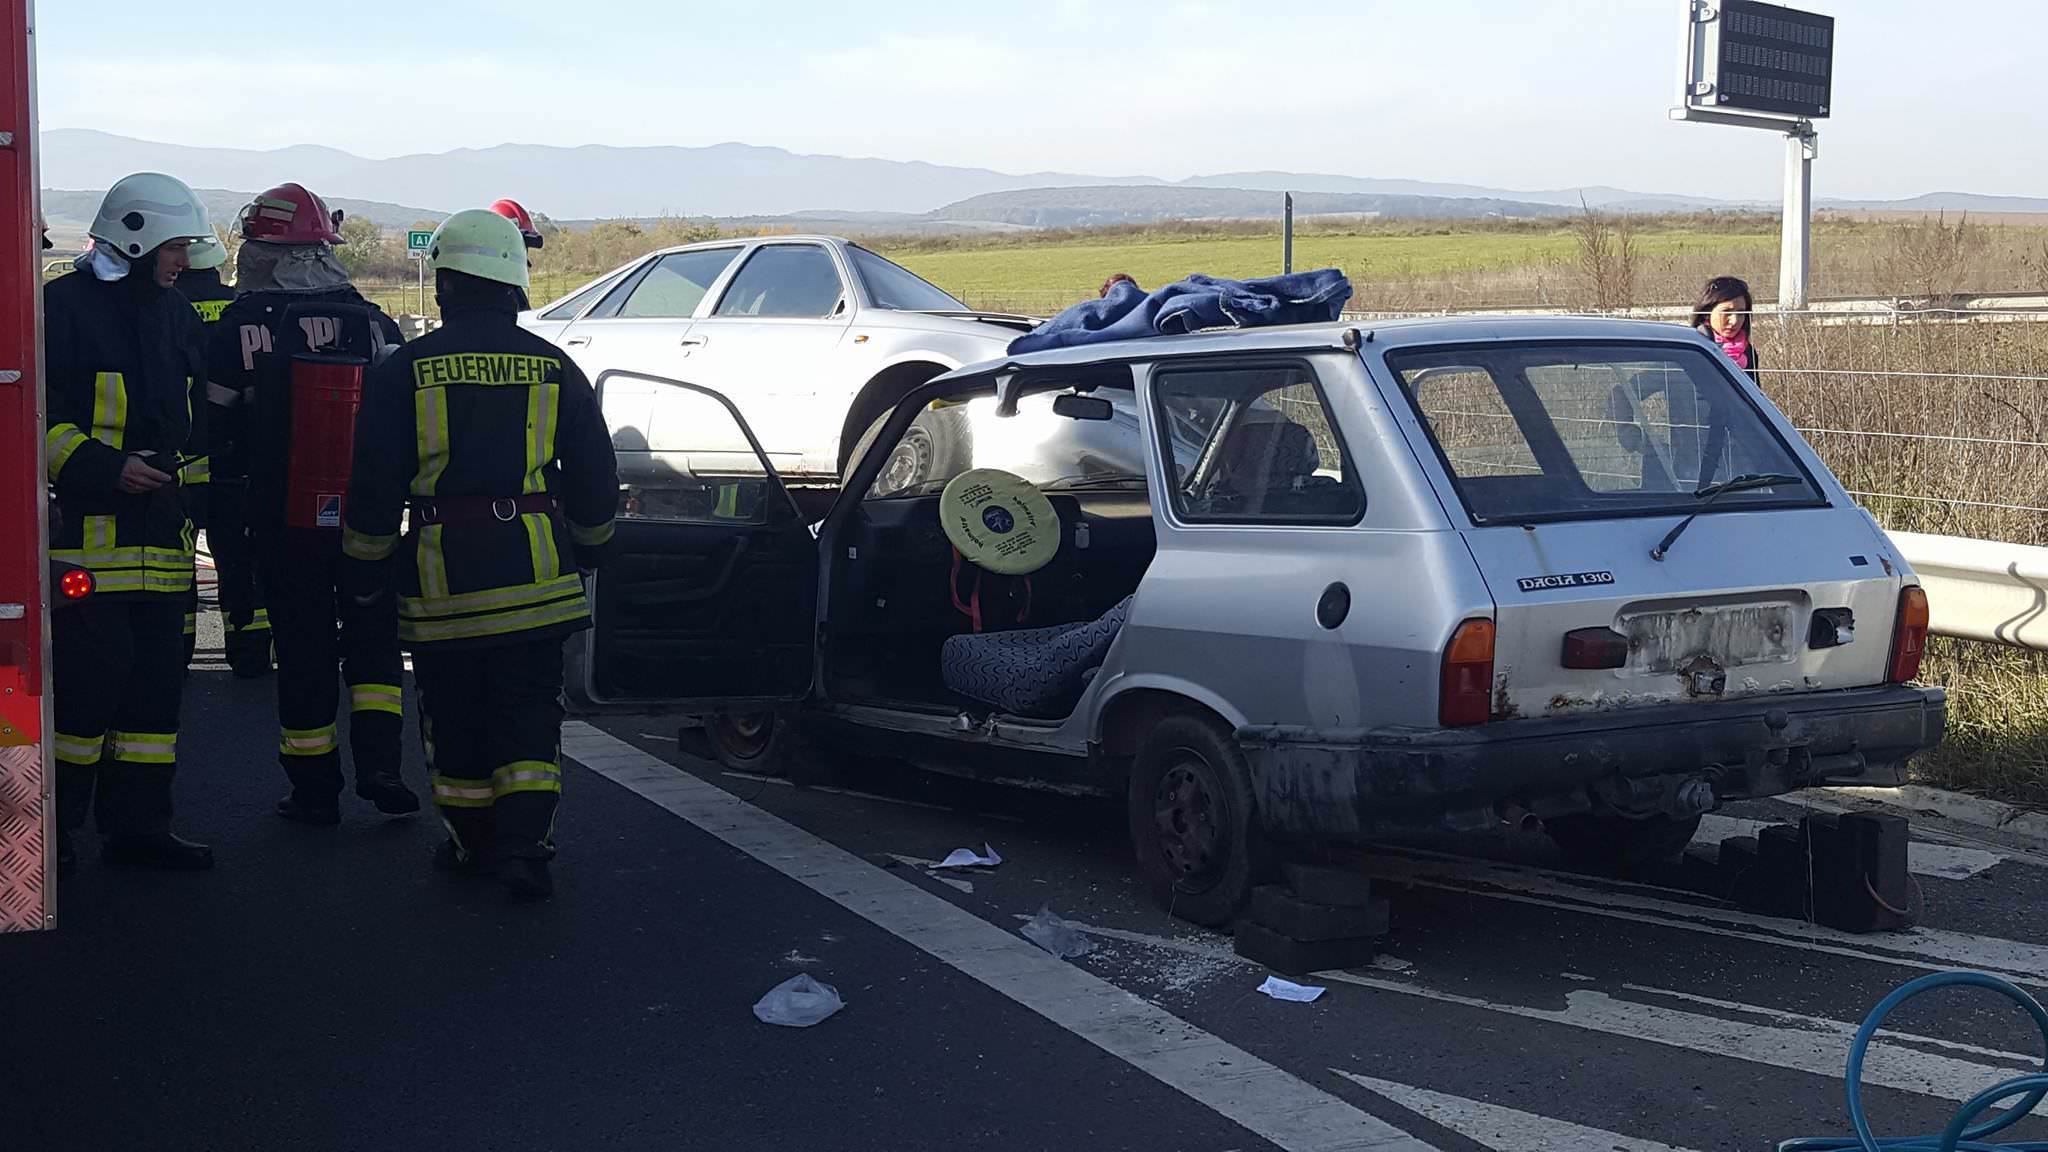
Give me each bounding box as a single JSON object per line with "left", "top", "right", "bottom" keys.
{"left": 1053, "top": 393, "right": 1114, "bottom": 421}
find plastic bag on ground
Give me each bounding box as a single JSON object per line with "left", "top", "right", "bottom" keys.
{"left": 1020, "top": 906, "right": 1095, "bottom": 959}
{"left": 753, "top": 973, "right": 846, "bottom": 1028}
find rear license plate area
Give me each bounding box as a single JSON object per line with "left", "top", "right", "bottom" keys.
{"left": 1619, "top": 601, "right": 1797, "bottom": 675}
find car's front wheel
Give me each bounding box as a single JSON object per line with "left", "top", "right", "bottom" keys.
{"left": 869, "top": 405, "right": 972, "bottom": 497}
{"left": 1128, "top": 714, "right": 1269, "bottom": 927}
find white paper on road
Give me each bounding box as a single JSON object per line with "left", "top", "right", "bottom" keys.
{"left": 1258, "top": 976, "right": 1327, "bottom": 1002}
{"left": 935, "top": 843, "right": 1002, "bottom": 869}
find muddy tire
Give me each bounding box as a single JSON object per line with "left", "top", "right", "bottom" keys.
{"left": 1128, "top": 714, "right": 1269, "bottom": 927}
{"left": 1548, "top": 811, "right": 1703, "bottom": 877}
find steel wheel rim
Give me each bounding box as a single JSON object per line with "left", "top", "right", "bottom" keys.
{"left": 1153, "top": 752, "right": 1224, "bottom": 886}
{"left": 877, "top": 427, "right": 935, "bottom": 496}
{"left": 713, "top": 711, "right": 775, "bottom": 761}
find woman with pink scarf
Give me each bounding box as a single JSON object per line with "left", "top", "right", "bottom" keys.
{"left": 1693, "top": 276, "right": 1760, "bottom": 377}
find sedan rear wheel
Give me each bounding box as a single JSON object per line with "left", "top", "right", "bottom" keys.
{"left": 1128, "top": 714, "right": 1268, "bottom": 927}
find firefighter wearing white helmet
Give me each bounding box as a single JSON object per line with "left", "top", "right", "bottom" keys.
{"left": 342, "top": 209, "right": 618, "bottom": 900}
{"left": 43, "top": 172, "right": 218, "bottom": 872}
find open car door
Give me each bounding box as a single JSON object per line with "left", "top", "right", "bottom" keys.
{"left": 575, "top": 369, "right": 818, "bottom": 711}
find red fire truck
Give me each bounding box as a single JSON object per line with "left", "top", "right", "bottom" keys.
{"left": 0, "top": 1, "right": 54, "bottom": 933}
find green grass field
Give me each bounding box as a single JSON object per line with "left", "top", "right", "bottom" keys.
{"left": 875, "top": 227, "right": 1779, "bottom": 312}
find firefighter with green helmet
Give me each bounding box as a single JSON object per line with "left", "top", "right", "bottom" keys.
{"left": 173, "top": 231, "right": 272, "bottom": 676}
{"left": 342, "top": 208, "right": 618, "bottom": 900}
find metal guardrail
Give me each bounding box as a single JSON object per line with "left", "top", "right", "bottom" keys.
{"left": 1890, "top": 531, "right": 2048, "bottom": 651}
{"left": 1341, "top": 293, "right": 2048, "bottom": 326}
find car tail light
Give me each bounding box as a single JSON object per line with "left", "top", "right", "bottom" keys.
{"left": 59, "top": 568, "right": 93, "bottom": 600}
{"left": 1888, "top": 585, "right": 1929, "bottom": 684}
{"left": 1561, "top": 627, "right": 1629, "bottom": 670}
{"left": 1440, "top": 618, "right": 1496, "bottom": 728}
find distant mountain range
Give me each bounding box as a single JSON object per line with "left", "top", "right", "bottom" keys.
{"left": 40, "top": 186, "right": 441, "bottom": 246}
{"left": 39, "top": 129, "right": 2048, "bottom": 235}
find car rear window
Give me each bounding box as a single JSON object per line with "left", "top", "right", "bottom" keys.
{"left": 1386, "top": 341, "right": 1823, "bottom": 524}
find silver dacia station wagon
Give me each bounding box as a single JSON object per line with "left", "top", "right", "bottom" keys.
{"left": 575, "top": 316, "right": 1947, "bottom": 927}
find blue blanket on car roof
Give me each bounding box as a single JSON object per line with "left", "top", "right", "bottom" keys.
{"left": 1006, "top": 268, "right": 1353, "bottom": 356}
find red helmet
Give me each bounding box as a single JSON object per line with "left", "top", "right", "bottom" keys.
{"left": 239, "top": 182, "right": 345, "bottom": 245}
{"left": 490, "top": 198, "right": 544, "bottom": 249}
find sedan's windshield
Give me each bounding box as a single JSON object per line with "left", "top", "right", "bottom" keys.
{"left": 1387, "top": 341, "right": 1822, "bottom": 524}
{"left": 848, "top": 245, "right": 966, "bottom": 312}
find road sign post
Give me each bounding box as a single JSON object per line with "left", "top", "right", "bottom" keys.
{"left": 407, "top": 229, "right": 433, "bottom": 317}
{"left": 1283, "top": 193, "right": 1294, "bottom": 275}
{"left": 1670, "top": 0, "right": 1835, "bottom": 312}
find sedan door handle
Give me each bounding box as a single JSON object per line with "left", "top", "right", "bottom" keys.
{"left": 678, "top": 335, "right": 709, "bottom": 348}
{"left": 564, "top": 336, "right": 591, "bottom": 348}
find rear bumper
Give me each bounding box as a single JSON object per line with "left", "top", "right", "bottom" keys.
{"left": 1237, "top": 685, "right": 1947, "bottom": 842}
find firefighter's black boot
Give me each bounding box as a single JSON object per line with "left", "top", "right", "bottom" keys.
{"left": 498, "top": 855, "right": 554, "bottom": 902}
{"left": 275, "top": 795, "right": 341, "bottom": 826}
{"left": 101, "top": 832, "right": 214, "bottom": 870}
{"left": 355, "top": 772, "right": 421, "bottom": 816}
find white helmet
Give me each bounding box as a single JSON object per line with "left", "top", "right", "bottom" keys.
{"left": 89, "top": 172, "right": 214, "bottom": 259}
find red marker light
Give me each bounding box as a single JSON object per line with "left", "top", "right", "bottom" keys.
{"left": 59, "top": 568, "right": 94, "bottom": 600}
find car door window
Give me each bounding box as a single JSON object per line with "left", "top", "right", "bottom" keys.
{"left": 714, "top": 245, "right": 845, "bottom": 319}
{"left": 538, "top": 269, "right": 628, "bottom": 321}
{"left": 1154, "top": 363, "right": 1364, "bottom": 524}
{"left": 614, "top": 247, "right": 743, "bottom": 319}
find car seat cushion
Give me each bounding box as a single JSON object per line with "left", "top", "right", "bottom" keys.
{"left": 940, "top": 595, "right": 1135, "bottom": 719}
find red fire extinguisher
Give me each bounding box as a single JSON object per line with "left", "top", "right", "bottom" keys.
{"left": 278, "top": 302, "right": 388, "bottom": 531}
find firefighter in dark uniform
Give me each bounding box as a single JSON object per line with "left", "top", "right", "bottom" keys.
{"left": 343, "top": 209, "right": 618, "bottom": 900}
{"left": 208, "top": 181, "right": 418, "bottom": 825}
{"left": 174, "top": 232, "right": 271, "bottom": 676}
{"left": 43, "top": 172, "right": 217, "bottom": 871}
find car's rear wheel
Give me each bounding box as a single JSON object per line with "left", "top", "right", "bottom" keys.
{"left": 1128, "top": 714, "right": 1269, "bottom": 927}
{"left": 708, "top": 710, "right": 782, "bottom": 772}
{"left": 1547, "top": 810, "right": 1703, "bottom": 877}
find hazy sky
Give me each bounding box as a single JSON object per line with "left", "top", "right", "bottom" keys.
{"left": 36, "top": 0, "right": 2047, "bottom": 200}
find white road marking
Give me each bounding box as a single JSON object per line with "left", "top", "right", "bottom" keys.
{"left": 1619, "top": 983, "right": 2038, "bottom": 1064}
{"left": 1696, "top": 813, "right": 2003, "bottom": 880}
{"left": 1363, "top": 850, "right": 2048, "bottom": 985}
{"left": 1316, "top": 971, "right": 2036, "bottom": 1106}
{"left": 1035, "top": 915, "right": 2041, "bottom": 1108}
{"left": 563, "top": 723, "right": 1436, "bottom": 1152}
{"left": 1335, "top": 1072, "right": 1706, "bottom": 1152}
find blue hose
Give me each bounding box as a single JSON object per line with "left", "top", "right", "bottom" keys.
{"left": 1780, "top": 971, "right": 2048, "bottom": 1151}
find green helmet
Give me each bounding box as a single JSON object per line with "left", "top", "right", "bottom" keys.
{"left": 427, "top": 209, "right": 529, "bottom": 293}
{"left": 186, "top": 232, "right": 228, "bottom": 270}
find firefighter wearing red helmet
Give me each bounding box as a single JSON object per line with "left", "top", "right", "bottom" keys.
{"left": 488, "top": 198, "right": 544, "bottom": 249}
{"left": 343, "top": 210, "right": 618, "bottom": 900}
{"left": 207, "top": 181, "right": 420, "bottom": 826}
{"left": 43, "top": 172, "right": 218, "bottom": 871}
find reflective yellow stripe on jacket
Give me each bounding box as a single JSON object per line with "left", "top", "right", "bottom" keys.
{"left": 398, "top": 573, "right": 588, "bottom": 645}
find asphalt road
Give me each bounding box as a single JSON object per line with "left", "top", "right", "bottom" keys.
{"left": 8, "top": 592, "right": 2048, "bottom": 1151}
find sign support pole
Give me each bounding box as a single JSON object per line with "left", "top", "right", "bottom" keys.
{"left": 1282, "top": 193, "right": 1294, "bottom": 275}
{"left": 1779, "top": 122, "right": 1816, "bottom": 312}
